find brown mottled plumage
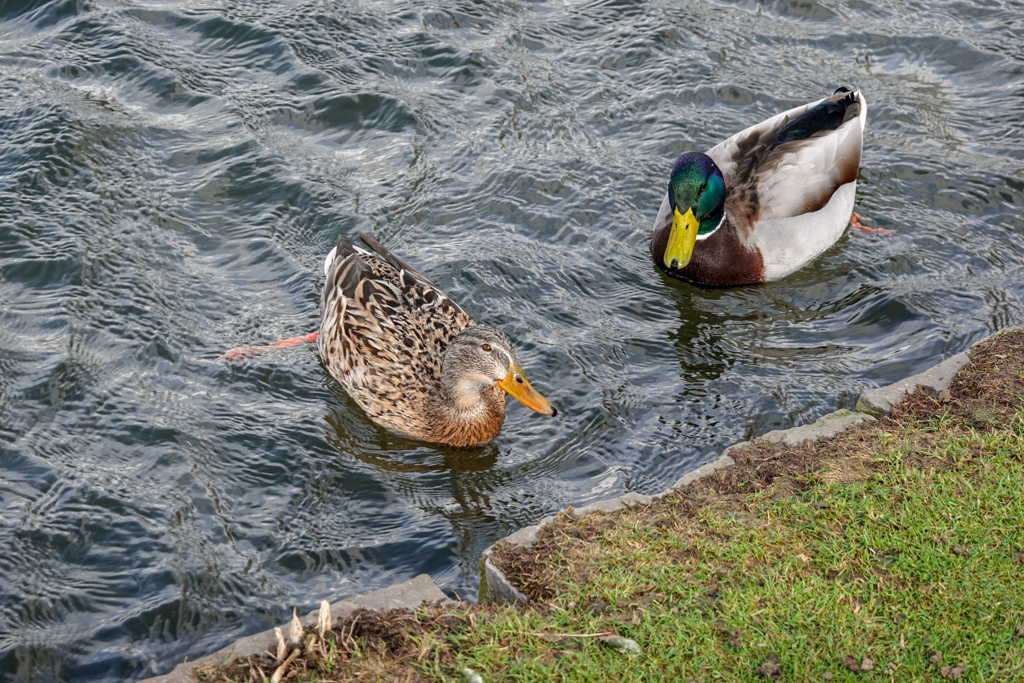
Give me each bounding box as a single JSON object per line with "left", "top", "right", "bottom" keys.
{"left": 318, "top": 233, "right": 556, "bottom": 448}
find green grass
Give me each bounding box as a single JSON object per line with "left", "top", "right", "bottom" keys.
{"left": 432, "top": 412, "right": 1024, "bottom": 682}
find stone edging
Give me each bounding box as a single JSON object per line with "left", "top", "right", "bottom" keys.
{"left": 856, "top": 352, "right": 970, "bottom": 417}
{"left": 139, "top": 574, "right": 449, "bottom": 683}
{"left": 479, "top": 344, "right": 981, "bottom": 605}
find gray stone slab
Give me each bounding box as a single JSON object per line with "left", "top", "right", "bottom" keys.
{"left": 856, "top": 352, "right": 970, "bottom": 417}
{"left": 532, "top": 492, "right": 656, "bottom": 529}
{"left": 499, "top": 523, "right": 541, "bottom": 548}
{"left": 139, "top": 574, "right": 448, "bottom": 683}
{"left": 664, "top": 453, "right": 736, "bottom": 491}
{"left": 759, "top": 409, "right": 876, "bottom": 448}
{"left": 573, "top": 491, "right": 654, "bottom": 515}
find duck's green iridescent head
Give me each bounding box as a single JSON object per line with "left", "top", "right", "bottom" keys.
{"left": 661, "top": 152, "right": 726, "bottom": 270}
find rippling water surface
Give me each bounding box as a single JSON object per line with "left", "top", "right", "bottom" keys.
{"left": 2, "top": 0, "right": 1023, "bottom": 679}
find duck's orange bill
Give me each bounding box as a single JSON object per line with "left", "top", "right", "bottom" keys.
{"left": 496, "top": 365, "right": 557, "bottom": 417}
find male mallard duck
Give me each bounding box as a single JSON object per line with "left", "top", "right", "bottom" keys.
{"left": 318, "top": 232, "right": 556, "bottom": 448}
{"left": 651, "top": 87, "right": 867, "bottom": 286}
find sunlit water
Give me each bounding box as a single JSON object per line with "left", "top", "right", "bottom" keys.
{"left": 1, "top": 0, "right": 1022, "bottom": 679}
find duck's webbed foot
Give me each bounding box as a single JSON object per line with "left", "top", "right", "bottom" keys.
{"left": 850, "top": 213, "right": 896, "bottom": 237}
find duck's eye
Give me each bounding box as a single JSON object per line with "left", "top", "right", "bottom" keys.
{"left": 515, "top": 376, "right": 524, "bottom": 384}
{"left": 481, "top": 343, "right": 492, "bottom": 352}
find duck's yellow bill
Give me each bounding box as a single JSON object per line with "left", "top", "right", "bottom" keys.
{"left": 663, "top": 206, "right": 699, "bottom": 270}
{"left": 497, "top": 365, "right": 557, "bottom": 417}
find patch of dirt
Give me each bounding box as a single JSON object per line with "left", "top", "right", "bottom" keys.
{"left": 757, "top": 653, "right": 782, "bottom": 679}
{"left": 842, "top": 655, "right": 874, "bottom": 672}
{"left": 715, "top": 621, "right": 743, "bottom": 650}
{"left": 199, "top": 604, "right": 474, "bottom": 683}
{"left": 893, "top": 330, "right": 1024, "bottom": 425}
{"left": 940, "top": 661, "right": 967, "bottom": 680}
{"left": 489, "top": 544, "right": 559, "bottom": 602}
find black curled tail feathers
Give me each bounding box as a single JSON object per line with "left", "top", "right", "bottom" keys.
{"left": 775, "top": 88, "right": 859, "bottom": 145}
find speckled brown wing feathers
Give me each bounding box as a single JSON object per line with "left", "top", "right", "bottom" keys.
{"left": 318, "top": 233, "right": 474, "bottom": 438}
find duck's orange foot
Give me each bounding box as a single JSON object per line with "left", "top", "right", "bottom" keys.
{"left": 850, "top": 213, "right": 895, "bottom": 237}
{"left": 218, "top": 331, "right": 319, "bottom": 361}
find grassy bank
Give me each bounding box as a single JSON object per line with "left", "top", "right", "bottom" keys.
{"left": 203, "top": 332, "right": 1024, "bottom": 682}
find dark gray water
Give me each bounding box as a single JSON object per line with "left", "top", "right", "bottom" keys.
{"left": 1, "top": 0, "right": 1022, "bottom": 680}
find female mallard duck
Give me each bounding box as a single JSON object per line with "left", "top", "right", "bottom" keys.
{"left": 318, "top": 232, "right": 556, "bottom": 448}
{"left": 652, "top": 87, "right": 867, "bottom": 286}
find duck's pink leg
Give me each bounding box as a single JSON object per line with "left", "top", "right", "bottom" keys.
{"left": 218, "top": 331, "right": 319, "bottom": 361}
{"left": 850, "top": 213, "right": 896, "bottom": 237}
